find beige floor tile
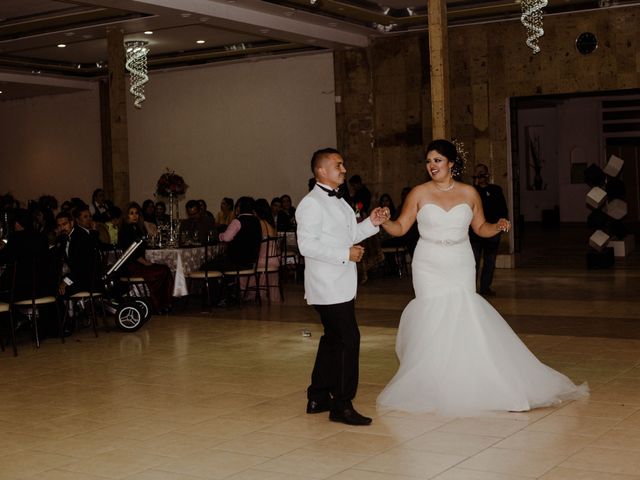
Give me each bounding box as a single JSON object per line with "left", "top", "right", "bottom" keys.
{"left": 493, "top": 430, "right": 594, "bottom": 455}
{"left": 539, "top": 466, "right": 640, "bottom": 479}
{"left": 432, "top": 468, "right": 531, "bottom": 479}
{"left": 403, "top": 430, "right": 501, "bottom": 456}
{"left": 159, "top": 450, "right": 269, "bottom": 479}
{"left": 555, "top": 400, "right": 640, "bottom": 420}
{"left": 31, "top": 432, "right": 123, "bottom": 458}
{"left": 225, "top": 469, "right": 317, "bottom": 480}
{"left": 257, "top": 447, "right": 368, "bottom": 479}
{"left": 328, "top": 469, "right": 422, "bottom": 479}
{"left": 91, "top": 418, "right": 182, "bottom": 441}
{"left": 355, "top": 413, "right": 448, "bottom": 439}
{"left": 34, "top": 470, "right": 112, "bottom": 480}
{"left": 592, "top": 428, "right": 640, "bottom": 451}
{"left": 260, "top": 415, "right": 350, "bottom": 439}
{"left": 176, "top": 417, "right": 267, "bottom": 441}
{"left": 213, "top": 431, "right": 314, "bottom": 457}
{"left": 561, "top": 446, "right": 640, "bottom": 475}
{"left": 437, "top": 417, "right": 529, "bottom": 438}
{"left": 0, "top": 432, "right": 48, "bottom": 454}
{"left": 354, "top": 447, "right": 464, "bottom": 478}
{"left": 0, "top": 450, "right": 75, "bottom": 479}
{"left": 525, "top": 413, "right": 620, "bottom": 436}
{"left": 60, "top": 449, "right": 171, "bottom": 478}
{"left": 458, "top": 446, "right": 568, "bottom": 478}
{"left": 305, "top": 430, "right": 400, "bottom": 456}
{"left": 123, "top": 469, "right": 208, "bottom": 480}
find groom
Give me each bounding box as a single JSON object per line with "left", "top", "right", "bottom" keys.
{"left": 296, "top": 148, "right": 387, "bottom": 426}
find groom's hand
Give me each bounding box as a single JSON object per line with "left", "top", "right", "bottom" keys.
{"left": 349, "top": 245, "right": 365, "bottom": 262}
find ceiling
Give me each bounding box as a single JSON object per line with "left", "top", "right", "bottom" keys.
{"left": 0, "top": 0, "right": 638, "bottom": 101}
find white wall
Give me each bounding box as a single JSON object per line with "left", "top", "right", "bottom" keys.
{"left": 0, "top": 89, "right": 102, "bottom": 206}
{"left": 127, "top": 52, "right": 336, "bottom": 211}
{"left": 0, "top": 52, "right": 336, "bottom": 211}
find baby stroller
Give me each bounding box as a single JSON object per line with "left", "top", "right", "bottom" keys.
{"left": 101, "top": 240, "right": 152, "bottom": 332}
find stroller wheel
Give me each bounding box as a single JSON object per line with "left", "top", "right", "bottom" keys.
{"left": 115, "top": 302, "right": 145, "bottom": 332}
{"left": 134, "top": 300, "right": 151, "bottom": 321}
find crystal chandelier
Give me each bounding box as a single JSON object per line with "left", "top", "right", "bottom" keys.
{"left": 125, "top": 41, "right": 149, "bottom": 108}
{"left": 521, "top": 0, "right": 548, "bottom": 54}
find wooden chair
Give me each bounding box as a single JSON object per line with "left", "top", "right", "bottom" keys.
{"left": 254, "top": 236, "right": 284, "bottom": 304}
{"left": 12, "top": 257, "right": 61, "bottom": 352}
{"left": 186, "top": 242, "right": 223, "bottom": 310}
{"left": 382, "top": 245, "right": 410, "bottom": 277}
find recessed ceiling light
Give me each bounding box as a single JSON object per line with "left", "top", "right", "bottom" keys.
{"left": 0, "top": 91, "right": 3, "bottom": 94}
{"left": 199, "top": 17, "right": 209, "bottom": 22}
{"left": 196, "top": 40, "right": 205, "bottom": 44}
{"left": 283, "top": 10, "right": 295, "bottom": 16}
{"left": 82, "top": 34, "right": 93, "bottom": 39}
{"left": 259, "top": 28, "right": 270, "bottom": 34}
{"left": 57, "top": 44, "right": 66, "bottom": 48}
{"left": 226, "top": 0, "right": 236, "bottom": 3}
{"left": 64, "top": 32, "right": 75, "bottom": 37}
{"left": 144, "top": 31, "right": 153, "bottom": 35}
{"left": 180, "top": 12, "right": 192, "bottom": 17}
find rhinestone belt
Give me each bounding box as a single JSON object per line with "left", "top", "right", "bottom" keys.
{"left": 423, "top": 236, "right": 467, "bottom": 246}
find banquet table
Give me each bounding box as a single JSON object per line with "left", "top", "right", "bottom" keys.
{"left": 145, "top": 245, "right": 221, "bottom": 297}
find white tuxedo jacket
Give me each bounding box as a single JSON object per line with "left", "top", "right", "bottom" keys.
{"left": 295, "top": 183, "right": 379, "bottom": 305}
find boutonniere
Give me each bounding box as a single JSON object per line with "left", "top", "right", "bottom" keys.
{"left": 355, "top": 202, "right": 364, "bottom": 219}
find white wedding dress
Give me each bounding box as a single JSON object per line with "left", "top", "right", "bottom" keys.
{"left": 377, "top": 203, "right": 588, "bottom": 416}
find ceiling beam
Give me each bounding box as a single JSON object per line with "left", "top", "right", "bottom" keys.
{"left": 131, "top": 0, "right": 370, "bottom": 47}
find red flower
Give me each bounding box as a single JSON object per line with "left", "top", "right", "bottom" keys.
{"left": 356, "top": 202, "right": 364, "bottom": 211}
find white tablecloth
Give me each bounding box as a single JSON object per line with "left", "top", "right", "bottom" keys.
{"left": 145, "top": 247, "right": 207, "bottom": 297}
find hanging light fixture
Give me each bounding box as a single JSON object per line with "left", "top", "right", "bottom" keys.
{"left": 125, "top": 40, "right": 149, "bottom": 108}
{"left": 521, "top": 0, "right": 547, "bottom": 54}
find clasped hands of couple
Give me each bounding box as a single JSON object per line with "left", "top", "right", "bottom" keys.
{"left": 348, "top": 207, "right": 390, "bottom": 263}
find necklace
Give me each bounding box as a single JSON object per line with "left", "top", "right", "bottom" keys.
{"left": 435, "top": 181, "right": 455, "bottom": 192}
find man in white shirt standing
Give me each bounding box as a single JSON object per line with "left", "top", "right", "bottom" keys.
{"left": 296, "top": 148, "right": 388, "bottom": 426}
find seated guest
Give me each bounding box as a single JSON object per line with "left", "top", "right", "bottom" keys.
{"left": 118, "top": 202, "right": 173, "bottom": 313}
{"left": 181, "top": 199, "right": 215, "bottom": 244}
{"left": 198, "top": 199, "right": 215, "bottom": 221}
{"left": 251, "top": 198, "right": 282, "bottom": 302}
{"left": 103, "top": 206, "right": 122, "bottom": 247}
{"left": 379, "top": 193, "right": 397, "bottom": 220}
{"left": 215, "top": 197, "right": 235, "bottom": 227}
{"left": 213, "top": 196, "right": 261, "bottom": 270}
{"left": 155, "top": 201, "right": 170, "bottom": 226}
{"left": 280, "top": 194, "right": 296, "bottom": 230}
{"left": 271, "top": 197, "right": 290, "bottom": 232}
{"left": 58, "top": 205, "right": 101, "bottom": 297}
{"left": 0, "top": 209, "right": 53, "bottom": 302}
{"left": 90, "top": 188, "right": 112, "bottom": 223}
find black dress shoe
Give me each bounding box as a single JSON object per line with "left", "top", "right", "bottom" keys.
{"left": 329, "top": 407, "right": 372, "bottom": 426}
{"left": 306, "top": 399, "right": 331, "bottom": 414}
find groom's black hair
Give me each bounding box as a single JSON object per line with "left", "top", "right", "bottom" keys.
{"left": 311, "top": 147, "right": 341, "bottom": 174}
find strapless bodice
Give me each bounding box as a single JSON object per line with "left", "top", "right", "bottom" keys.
{"left": 416, "top": 203, "right": 473, "bottom": 244}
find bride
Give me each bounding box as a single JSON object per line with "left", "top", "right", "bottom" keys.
{"left": 376, "top": 139, "right": 587, "bottom": 416}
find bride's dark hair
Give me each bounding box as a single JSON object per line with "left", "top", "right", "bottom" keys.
{"left": 426, "top": 139, "right": 464, "bottom": 177}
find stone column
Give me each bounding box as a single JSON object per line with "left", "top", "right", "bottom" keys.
{"left": 428, "top": 0, "right": 450, "bottom": 140}
{"left": 103, "top": 27, "right": 130, "bottom": 208}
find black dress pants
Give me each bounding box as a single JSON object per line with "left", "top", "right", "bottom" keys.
{"left": 471, "top": 232, "right": 501, "bottom": 293}
{"left": 308, "top": 299, "right": 360, "bottom": 409}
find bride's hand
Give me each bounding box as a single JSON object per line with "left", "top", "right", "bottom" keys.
{"left": 496, "top": 218, "right": 511, "bottom": 232}
{"left": 370, "top": 207, "right": 390, "bottom": 226}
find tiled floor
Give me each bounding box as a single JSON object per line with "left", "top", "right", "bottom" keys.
{"left": 1, "top": 259, "right": 640, "bottom": 479}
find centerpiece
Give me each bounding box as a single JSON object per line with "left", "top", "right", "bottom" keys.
{"left": 156, "top": 169, "right": 188, "bottom": 247}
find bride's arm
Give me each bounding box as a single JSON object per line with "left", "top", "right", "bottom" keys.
{"left": 469, "top": 189, "right": 510, "bottom": 238}
{"left": 380, "top": 187, "right": 421, "bottom": 237}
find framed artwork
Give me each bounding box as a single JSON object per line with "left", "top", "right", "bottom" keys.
{"left": 525, "top": 126, "right": 545, "bottom": 190}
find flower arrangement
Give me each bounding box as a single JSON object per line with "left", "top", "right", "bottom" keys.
{"left": 156, "top": 169, "right": 188, "bottom": 197}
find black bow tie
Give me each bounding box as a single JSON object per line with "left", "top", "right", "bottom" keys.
{"left": 317, "top": 184, "right": 344, "bottom": 199}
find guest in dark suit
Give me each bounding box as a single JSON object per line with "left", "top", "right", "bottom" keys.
{"left": 181, "top": 199, "right": 216, "bottom": 244}
{"left": 90, "top": 188, "right": 113, "bottom": 223}
{"left": 470, "top": 163, "right": 509, "bottom": 296}
{"left": 296, "top": 148, "right": 387, "bottom": 426}
{"left": 58, "top": 206, "right": 101, "bottom": 297}
{"left": 271, "top": 197, "right": 290, "bottom": 232}
{"left": 118, "top": 202, "right": 173, "bottom": 313}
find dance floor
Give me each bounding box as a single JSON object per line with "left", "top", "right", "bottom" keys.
{"left": 1, "top": 255, "right": 640, "bottom": 479}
